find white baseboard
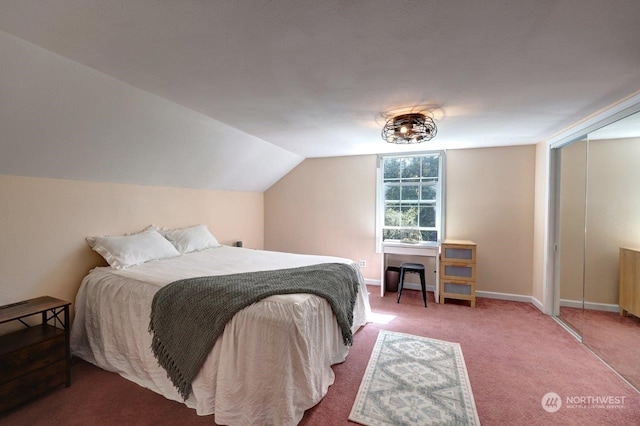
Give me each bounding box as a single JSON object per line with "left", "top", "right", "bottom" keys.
{"left": 367, "top": 280, "right": 543, "bottom": 309}
{"left": 401, "top": 283, "right": 437, "bottom": 292}
{"left": 365, "top": 282, "right": 620, "bottom": 314}
{"left": 364, "top": 279, "right": 436, "bottom": 292}
{"left": 531, "top": 296, "right": 545, "bottom": 313}
{"left": 559, "top": 299, "right": 620, "bottom": 313}
{"left": 473, "top": 291, "right": 548, "bottom": 313}
{"left": 475, "top": 290, "right": 537, "bottom": 304}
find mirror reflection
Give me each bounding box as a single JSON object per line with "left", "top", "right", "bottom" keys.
{"left": 556, "top": 138, "right": 587, "bottom": 337}
{"left": 555, "top": 109, "right": 640, "bottom": 390}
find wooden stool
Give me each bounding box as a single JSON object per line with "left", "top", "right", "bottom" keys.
{"left": 397, "top": 262, "right": 427, "bottom": 307}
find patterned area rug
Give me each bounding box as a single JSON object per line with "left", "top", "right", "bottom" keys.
{"left": 349, "top": 330, "right": 480, "bottom": 426}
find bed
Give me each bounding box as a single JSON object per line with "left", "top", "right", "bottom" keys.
{"left": 70, "top": 244, "right": 371, "bottom": 425}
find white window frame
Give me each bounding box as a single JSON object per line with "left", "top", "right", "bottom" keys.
{"left": 375, "top": 151, "right": 446, "bottom": 252}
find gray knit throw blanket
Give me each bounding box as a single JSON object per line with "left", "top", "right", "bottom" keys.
{"left": 149, "top": 262, "right": 361, "bottom": 400}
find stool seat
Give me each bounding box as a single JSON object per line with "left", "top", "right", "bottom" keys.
{"left": 400, "top": 262, "right": 424, "bottom": 271}
{"left": 397, "top": 262, "right": 428, "bottom": 307}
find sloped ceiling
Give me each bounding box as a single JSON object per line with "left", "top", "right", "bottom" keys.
{"left": 0, "top": 1, "right": 639, "bottom": 191}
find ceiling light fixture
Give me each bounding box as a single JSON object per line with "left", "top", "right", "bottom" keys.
{"left": 381, "top": 112, "right": 437, "bottom": 144}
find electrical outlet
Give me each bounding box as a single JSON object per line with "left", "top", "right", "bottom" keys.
{"left": 358, "top": 260, "right": 367, "bottom": 267}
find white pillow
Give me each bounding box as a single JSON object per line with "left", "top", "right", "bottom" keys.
{"left": 161, "top": 224, "right": 220, "bottom": 254}
{"left": 86, "top": 229, "right": 180, "bottom": 269}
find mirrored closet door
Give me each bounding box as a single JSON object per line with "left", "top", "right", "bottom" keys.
{"left": 555, "top": 137, "right": 588, "bottom": 338}
{"left": 553, "top": 109, "right": 640, "bottom": 391}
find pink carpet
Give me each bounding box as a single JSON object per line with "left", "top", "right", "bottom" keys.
{"left": 2, "top": 286, "right": 639, "bottom": 425}
{"left": 560, "top": 306, "right": 640, "bottom": 389}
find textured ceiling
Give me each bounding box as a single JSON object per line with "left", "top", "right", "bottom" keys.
{"left": 0, "top": 1, "right": 639, "bottom": 189}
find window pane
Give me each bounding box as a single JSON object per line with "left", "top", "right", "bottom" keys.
{"left": 401, "top": 228, "right": 422, "bottom": 242}
{"left": 383, "top": 229, "right": 402, "bottom": 240}
{"left": 421, "top": 156, "right": 439, "bottom": 178}
{"left": 420, "top": 230, "right": 438, "bottom": 242}
{"left": 401, "top": 206, "right": 418, "bottom": 227}
{"left": 421, "top": 185, "right": 436, "bottom": 201}
{"left": 401, "top": 185, "right": 419, "bottom": 201}
{"left": 379, "top": 153, "right": 443, "bottom": 245}
{"left": 419, "top": 206, "right": 436, "bottom": 227}
{"left": 384, "top": 206, "right": 401, "bottom": 226}
{"left": 383, "top": 158, "right": 400, "bottom": 180}
{"left": 401, "top": 157, "right": 421, "bottom": 179}
{"left": 385, "top": 184, "right": 400, "bottom": 200}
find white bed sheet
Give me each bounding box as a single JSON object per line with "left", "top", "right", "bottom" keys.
{"left": 70, "top": 246, "right": 371, "bottom": 425}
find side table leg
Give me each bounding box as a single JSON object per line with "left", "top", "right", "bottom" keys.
{"left": 64, "top": 306, "right": 71, "bottom": 387}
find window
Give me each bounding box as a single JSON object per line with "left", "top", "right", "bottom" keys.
{"left": 376, "top": 152, "right": 444, "bottom": 249}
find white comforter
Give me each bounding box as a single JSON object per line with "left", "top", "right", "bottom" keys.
{"left": 70, "top": 246, "right": 371, "bottom": 425}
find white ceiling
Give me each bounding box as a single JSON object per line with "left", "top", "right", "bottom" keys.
{"left": 0, "top": 1, "right": 639, "bottom": 190}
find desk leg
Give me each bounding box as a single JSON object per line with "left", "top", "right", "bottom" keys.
{"left": 434, "top": 253, "right": 440, "bottom": 303}
{"left": 380, "top": 253, "right": 386, "bottom": 297}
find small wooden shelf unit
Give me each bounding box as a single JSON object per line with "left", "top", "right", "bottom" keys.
{"left": 0, "top": 296, "right": 71, "bottom": 413}
{"left": 439, "top": 240, "right": 477, "bottom": 307}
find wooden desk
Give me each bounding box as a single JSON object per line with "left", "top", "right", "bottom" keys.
{"left": 380, "top": 241, "right": 440, "bottom": 302}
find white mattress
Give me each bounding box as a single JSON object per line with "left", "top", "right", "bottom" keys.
{"left": 70, "top": 246, "right": 371, "bottom": 425}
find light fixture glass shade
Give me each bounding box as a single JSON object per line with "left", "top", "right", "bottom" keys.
{"left": 381, "top": 113, "right": 437, "bottom": 144}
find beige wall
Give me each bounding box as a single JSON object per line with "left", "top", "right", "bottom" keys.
{"left": 558, "top": 140, "right": 588, "bottom": 301}
{"left": 265, "top": 145, "right": 536, "bottom": 296}
{"left": 585, "top": 137, "right": 640, "bottom": 304}
{"left": 532, "top": 141, "right": 549, "bottom": 307}
{"left": 3, "top": 143, "right": 537, "bottom": 329}
{"left": 0, "top": 175, "right": 263, "bottom": 317}
{"left": 445, "top": 146, "right": 535, "bottom": 295}
{"left": 264, "top": 155, "right": 381, "bottom": 278}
